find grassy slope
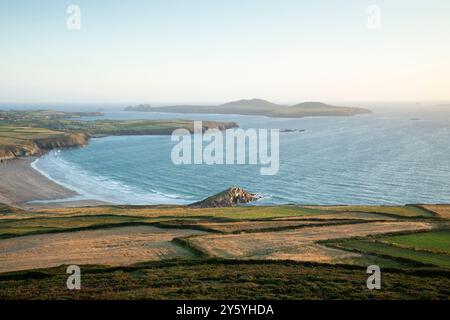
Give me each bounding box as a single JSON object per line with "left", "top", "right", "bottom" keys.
{"left": 3, "top": 204, "right": 434, "bottom": 221}
{"left": 0, "top": 203, "right": 448, "bottom": 299}
{"left": 0, "top": 204, "right": 442, "bottom": 239}
{"left": 0, "top": 260, "right": 448, "bottom": 300}
{"left": 0, "top": 205, "right": 330, "bottom": 221}
{"left": 326, "top": 228, "right": 450, "bottom": 269}
{"left": 0, "top": 215, "right": 153, "bottom": 239}
{"left": 331, "top": 240, "right": 450, "bottom": 268}
{"left": 303, "top": 205, "right": 435, "bottom": 217}
{"left": 379, "top": 230, "right": 450, "bottom": 255}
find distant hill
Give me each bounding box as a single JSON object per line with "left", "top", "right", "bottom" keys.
{"left": 125, "top": 104, "right": 152, "bottom": 111}
{"left": 125, "top": 99, "right": 371, "bottom": 118}
{"left": 220, "top": 98, "right": 285, "bottom": 109}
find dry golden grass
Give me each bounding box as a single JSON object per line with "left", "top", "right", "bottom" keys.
{"left": 0, "top": 205, "right": 326, "bottom": 221}
{"left": 272, "top": 212, "right": 396, "bottom": 221}
{"left": 0, "top": 225, "right": 206, "bottom": 273}
{"left": 303, "top": 205, "right": 434, "bottom": 217}
{"left": 192, "top": 219, "right": 362, "bottom": 233}
{"left": 188, "top": 221, "right": 433, "bottom": 262}
{"left": 420, "top": 205, "right": 450, "bottom": 219}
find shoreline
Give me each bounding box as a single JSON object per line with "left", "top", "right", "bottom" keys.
{"left": 0, "top": 157, "right": 108, "bottom": 209}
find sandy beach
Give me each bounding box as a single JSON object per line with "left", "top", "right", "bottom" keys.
{"left": 0, "top": 158, "right": 107, "bottom": 209}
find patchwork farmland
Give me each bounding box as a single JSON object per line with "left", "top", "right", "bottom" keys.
{"left": 0, "top": 203, "right": 449, "bottom": 299}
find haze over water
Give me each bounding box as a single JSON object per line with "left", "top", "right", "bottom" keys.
{"left": 27, "top": 104, "right": 450, "bottom": 206}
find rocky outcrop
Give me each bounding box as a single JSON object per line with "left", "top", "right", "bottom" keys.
{"left": 0, "top": 132, "right": 89, "bottom": 161}
{"left": 189, "top": 187, "right": 259, "bottom": 208}
{"left": 33, "top": 132, "right": 89, "bottom": 150}
{"left": 0, "top": 141, "right": 40, "bottom": 160}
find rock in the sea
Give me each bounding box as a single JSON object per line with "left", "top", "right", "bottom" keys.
{"left": 189, "top": 187, "right": 259, "bottom": 208}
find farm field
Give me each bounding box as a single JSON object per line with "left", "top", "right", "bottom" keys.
{"left": 185, "top": 221, "right": 434, "bottom": 261}
{"left": 379, "top": 230, "right": 450, "bottom": 255}
{"left": 420, "top": 205, "right": 450, "bottom": 219}
{"left": 0, "top": 204, "right": 431, "bottom": 221}
{"left": 0, "top": 203, "right": 448, "bottom": 299}
{"left": 0, "top": 225, "right": 206, "bottom": 273}
{"left": 327, "top": 230, "right": 450, "bottom": 269}
{"left": 328, "top": 239, "right": 450, "bottom": 268}
{"left": 303, "top": 205, "right": 436, "bottom": 218}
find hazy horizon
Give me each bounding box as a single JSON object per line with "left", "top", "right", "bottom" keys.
{"left": 1, "top": 0, "right": 450, "bottom": 103}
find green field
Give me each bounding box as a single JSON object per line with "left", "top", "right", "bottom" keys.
{"left": 0, "top": 204, "right": 444, "bottom": 240}
{"left": 305, "top": 205, "right": 436, "bottom": 218}
{"left": 0, "top": 205, "right": 360, "bottom": 239}
{"left": 0, "top": 215, "right": 153, "bottom": 239}
{"left": 329, "top": 238, "right": 450, "bottom": 269}
{"left": 3, "top": 205, "right": 336, "bottom": 221}
{"left": 0, "top": 203, "right": 448, "bottom": 299}
{"left": 380, "top": 230, "right": 450, "bottom": 255}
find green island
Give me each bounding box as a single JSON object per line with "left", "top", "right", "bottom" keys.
{"left": 125, "top": 99, "right": 371, "bottom": 118}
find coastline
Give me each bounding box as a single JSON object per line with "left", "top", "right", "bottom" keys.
{"left": 0, "top": 157, "right": 108, "bottom": 209}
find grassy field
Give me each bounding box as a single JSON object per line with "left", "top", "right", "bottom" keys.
{"left": 0, "top": 203, "right": 437, "bottom": 239}
{"left": 379, "top": 230, "right": 450, "bottom": 255}
{"left": 0, "top": 226, "right": 207, "bottom": 273}
{"left": 327, "top": 230, "right": 450, "bottom": 269}
{"left": 331, "top": 240, "right": 450, "bottom": 268}
{"left": 0, "top": 260, "right": 449, "bottom": 300}
{"left": 2, "top": 204, "right": 435, "bottom": 221}
{"left": 0, "top": 203, "right": 448, "bottom": 299}
{"left": 0, "top": 215, "right": 153, "bottom": 239}
{"left": 303, "top": 205, "right": 436, "bottom": 218}
{"left": 185, "top": 221, "right": 433, "bottom": 261}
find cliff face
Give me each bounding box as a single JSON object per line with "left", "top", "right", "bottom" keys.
{"left": 0, "top": 141, "right": 40, "bottom": 160}
{"left": 0, "top": 132, "right": 89, "bottom": 161}
{"left": 33, "top": 132, "right": 89, "bottom": 150}
{"left": 189, "top": 187, "right": 259, "bottom": 208}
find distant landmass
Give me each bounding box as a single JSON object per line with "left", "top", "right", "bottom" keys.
{"left": 125, "top": 99, "right": 371, "bottom": 118}
{"left": 125, "top": 104, "right": 153, "bottom": 112}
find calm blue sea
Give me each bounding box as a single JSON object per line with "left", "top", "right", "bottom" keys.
{"left": 28, "top": 105, "right": 450, "bottom": 205}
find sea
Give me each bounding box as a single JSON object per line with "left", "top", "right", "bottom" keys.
{"left": 4, "top": 102, "right": 450, "bottom": 205}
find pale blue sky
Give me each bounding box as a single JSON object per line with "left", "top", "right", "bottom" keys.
{"left": 1, "top": 0, "right": 449, "bottom": 103}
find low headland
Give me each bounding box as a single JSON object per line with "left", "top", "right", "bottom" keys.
{"left": 0, "top": 110, "right": 237, "bottom": 161}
